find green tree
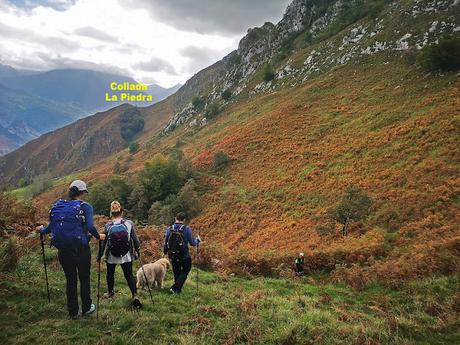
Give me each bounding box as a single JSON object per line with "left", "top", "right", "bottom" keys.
{"left": 130, "top": 155, "right": 183, "bottom": 221}
{"left": 262, "top": 64, "right": 275, "bottom": 82}
{"left": 328, "top": 187, "right": 372, "bottom": 236}
{"left": 222, "top": 89, "right": 232, "bottom": 101}
{"left": 120, "top": 107, "right": 145, "bottom": 142}
{"left": 192, "top": 95, "right": 205, "bottom": 110}
{"left": 417, "top": 36, "right": 460, "bottom": 72}
{"left": 205, "top": 103, "right": 220, "bottom": 119}
{"left": 213, "top": 151, "right": 231, "bottom": 172}
{"left": 31, "top": 174, "right": 53, "bottom": 197}
{"left": 87, "top": 177, "right": 132, "bottom": 216}
{"left": 129, "top": 141, "right": 140, "bottom": 154}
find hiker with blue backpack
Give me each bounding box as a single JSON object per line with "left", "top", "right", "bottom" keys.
{"left": 97, "top": 201, "right": 142, "bottom": 308}
{"left": 37, "top": 180, "right": 106, "bottom": 320}
{"left": 164, "top": 212, "right": 201, "bottom": 294}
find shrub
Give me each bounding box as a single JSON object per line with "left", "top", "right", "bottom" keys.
{"left": 213, "top": 151, "right": 231, "bottom": 172}
{"left": 120, "top": 107, "right": 145, "bottom": 142}
{"left": 0, "top": 193, "right": 36, "bottom": 233}
{"left": 0, "top": 237, "right": 20, "bottom": 272}
{"left": 192, "top": 95, "right": 205, "bottom": 110}
{"left": 113, "top": 161, "right": 123, "bottom": 174}
{"left": 31, "top": 174, "right": 53, "bottom": 197}
{"left": 205, "top": 103, "right": 220, "bottom": 119}
{"left": 129, "top": 141, "right": 140, "bottom": 154}
{"left": 87, "top": 177, "right": 132, "bottom": 216}
{"left": 147, "top": 179, "right": 202, "bottom": 226}
{"left": 262, "top": 64, "right": 275, "bottom": 82}
{"left": 18, "top": 178, "right": 29, "bottom": 188}
{"left": 148, "top": 200, "right": 175, "bottom": 226}
{"left": 417, "top": 36, "right": 460, "bottom": 72}
{"left": 129, "top": 155, "right": 184, "bottom": 221}
{"left": 222, "top": 89, "right": 232, "bottom": 101}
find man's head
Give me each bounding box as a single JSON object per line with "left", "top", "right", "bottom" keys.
{"left": 68, "top": 180, "right": 88, "bottom": 200}
{"left": 299, "top": 253, "right": 304, "bottom": 257}
{"left": 175, "top": 212, "right": 186, "bottom": 223}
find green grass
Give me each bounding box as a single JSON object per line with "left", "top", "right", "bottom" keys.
{"left": 1, "top": 243, "right": 458, "bottom": 345}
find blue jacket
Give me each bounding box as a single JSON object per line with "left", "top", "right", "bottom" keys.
{"left": 40, "top": 201, "right": 101, "bottom": 243}
{"left": 163, "top": 223, "right": 198, "bottom": 259}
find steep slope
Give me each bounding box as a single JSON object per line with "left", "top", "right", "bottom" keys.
{"left": 0, "top": 83, "right": 84, "bottom": 155}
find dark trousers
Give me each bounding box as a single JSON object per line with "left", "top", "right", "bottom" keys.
{"left": 58, "top": 246, "right": 92, "bottom": 316}
{"left": 295, "top": 263, "right": 304, "bottom": 275}
{"left": 106, "top": 262, "right": 137, "bottom": 296}
{"left": 171, "top": 257, "right": 192, "bottom": 293}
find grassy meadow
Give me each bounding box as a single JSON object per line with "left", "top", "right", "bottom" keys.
{"left": 0, "top": 241, "right": 458, "bottom": 345}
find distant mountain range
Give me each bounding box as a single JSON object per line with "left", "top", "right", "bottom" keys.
{"left": 0, "top": 64, "right": 181, "bottom": 155}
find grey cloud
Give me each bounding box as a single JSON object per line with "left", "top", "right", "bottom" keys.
{"left": 0, "top": 47, "right": 131, "bottom": 76}
{"left": 125, "top": 0, "right": 292, "bottom": 35}
{"left": 0, "top": 22, "right": 80, "bottom": 53}
{"left": 73, "top": 26, "right": 119, "bottom": 43}
{"left": 180, "top": 45, "right": 225, "bottom": 73}
{"left": 133, "top": 56, "right": 178, "bottom": 75}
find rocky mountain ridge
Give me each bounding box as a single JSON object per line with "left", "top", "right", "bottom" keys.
{"left": 163, "top": 0, "right": 459, "bottom": 133}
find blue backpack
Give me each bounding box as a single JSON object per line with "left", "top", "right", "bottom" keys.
{"left": 49, "top": 199, "right": 87, "bottom": 249}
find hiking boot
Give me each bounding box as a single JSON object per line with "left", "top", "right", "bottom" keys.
{"left": 103, "top": 291, "right": 115, "bottom": 299}
{"left": 83, "top": 303, "right": 96, "bottom": 316}
{"left": 132, "top": 296, "right": 142, "bottom": 309}
{"left": 68, "top": 314, "right": 78, "bottom": 320}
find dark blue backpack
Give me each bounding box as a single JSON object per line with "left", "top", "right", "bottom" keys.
{"left": 107, "top": 220, "right": 130, "bottom": 257}
{"left": 49, "top": 199, "right": 87, "bottom": 249}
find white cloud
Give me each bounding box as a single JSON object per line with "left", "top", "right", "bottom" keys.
{"left": 0, "top": 0, "right": 288, "bottom": 87}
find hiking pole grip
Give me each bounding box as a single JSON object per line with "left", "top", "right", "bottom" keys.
{"left": 40, "top": 233, "right": 51, "bottom": 303}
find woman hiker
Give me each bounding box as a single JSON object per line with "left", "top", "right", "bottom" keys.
{"left": 37, "top": 180, "right": 106, "bottom": 319}
{"left": 97, "top": 201, "right": 142, "bottom": 308}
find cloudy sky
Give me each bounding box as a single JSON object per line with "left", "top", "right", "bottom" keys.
{"left": 0, "top": 0, "right": 291, "bottom": 87}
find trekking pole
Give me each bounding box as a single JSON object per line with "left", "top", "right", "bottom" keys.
{"left": 96, "top": 242, "right": 102, "bottom": 320}
{"left": 40, "top": 233, "right": 51, "bottom": 303}
{"left": 196, "top": 242, "right": 200, "bottom": 295}
{"left": 138, "top": 252, "right": 154, "bottom": 305}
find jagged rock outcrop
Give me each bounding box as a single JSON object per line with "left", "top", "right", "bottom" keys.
{"left": 162, "top": 0, "right": 459, "bottom": 134}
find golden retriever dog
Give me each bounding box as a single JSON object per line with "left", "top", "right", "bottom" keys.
{"left": 136, "top": 258, "right": 171, "bottom": 289}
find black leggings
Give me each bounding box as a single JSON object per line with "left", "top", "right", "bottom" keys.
{"left": 106, "top": 261, "right": 137, "bottom": 296}
{"left": 58, "top": 246, "right": 92, "bottom": 316}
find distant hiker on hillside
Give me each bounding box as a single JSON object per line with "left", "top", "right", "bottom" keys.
{"left": 97, "top": 201, "right": 141, "bottom": 308}
{"left": 295, "top": 253, "right": 305, "bottom": 276}
{"left": 37, "top": 180, "right": 106, "bottom": 320}
{"left": 164, "top": 212, "right": 201, "bottom": 294}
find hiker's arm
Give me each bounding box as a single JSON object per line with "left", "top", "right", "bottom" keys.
{"left": 163, "top": 228, "right": 170, "bottom": 254}
{"left": 81, "top": 203, "right": 100, "bottom": 240}
{"left": 130, "top": 221, "right": 140, "bottom": 252}
{"left": 187, "top": 227, "right": 199, "bottom": 247}
{"left": 97, "top": 224, "right": 108, "bottom": 261}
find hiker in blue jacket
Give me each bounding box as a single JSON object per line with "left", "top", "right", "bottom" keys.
{"left": 37, "top": 180, "right": 106, "bottom": 320}
{"left": 164, "top": 212, "right": 201, "bottom": 294}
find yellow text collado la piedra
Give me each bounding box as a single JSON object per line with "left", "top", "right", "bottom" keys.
{"left": 105, "top": 82, "right": 153, "bottom": 102}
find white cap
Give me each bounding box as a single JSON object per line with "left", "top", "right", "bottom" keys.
{"left": 300, "top": 253, "right": 304, "bottom": 257}
{"left": 70, "top": 180, "right": 88, "bottom": 193}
